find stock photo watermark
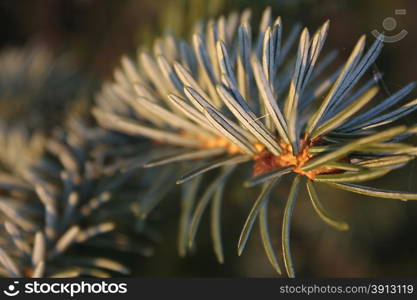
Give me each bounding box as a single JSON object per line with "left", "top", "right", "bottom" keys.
{"left": 3, "top": 281, "right": 20, "bottom": 297}
{"left": 2, "top": 280, "right": 128, "bottom": 298}
{"left": 371, "top": 9, "right": 408, "bottom": 43}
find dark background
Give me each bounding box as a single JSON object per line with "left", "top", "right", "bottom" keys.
{"left": 0, "top": 0, "right": 416, "bottom": 277}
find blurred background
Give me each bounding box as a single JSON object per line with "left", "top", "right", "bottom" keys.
{"left": 0, "top": 0, "right": 417, "bottom": 277}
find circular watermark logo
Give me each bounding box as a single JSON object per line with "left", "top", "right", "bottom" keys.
{"left": 3, "top": 281, "right": 20, "bottom": 297}
{"left": 371, "top": 9, "right": 408, "bottom": 43}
